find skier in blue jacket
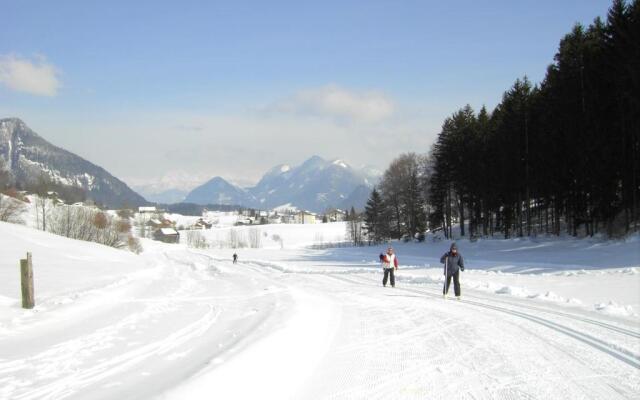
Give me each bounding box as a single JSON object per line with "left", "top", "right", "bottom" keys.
{"left": 441, "top": 243, "right": 464, "bottom": 299}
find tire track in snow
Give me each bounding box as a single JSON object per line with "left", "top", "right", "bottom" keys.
{"left": 367, "top": 272, "right": 640, "bottom": 339}
{"left": 248, "top": 257, "right": 640, "bottom": 340}
{"left": 8, "top": 306, "right": 221, "bottom": 400}
{"left": 325, "top": 273, "right": 636, "bottom": 399}
{"left": 2, "top": 252, "right": 221, "bottom": 400}
{"left": 241, "top": 259, "right": 637, "bottom": 399}
{"left": 333, "top": 274, "right": 640, "bottom": 370}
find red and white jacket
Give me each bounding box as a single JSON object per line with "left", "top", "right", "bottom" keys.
{"left": 381, "top": 254, "right": 398, "bottom": 270}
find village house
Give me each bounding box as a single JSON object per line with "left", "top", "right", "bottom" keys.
{"left": 138, "top": 206, "right": 157, "bottom": 214}
{"left": 325, "top": 208, "right": 347, "bottom": 222}
{"left": 153, "top": 228, "right": 180, "bottom": 243}
{"left": 146, "top": 216, "right": 175, "bottom": 230}
{"left": 294, "top": 210, "right": 317, "bottom": 224}
{"left": 192, "top": 218, "right": 213, "bottom": 230}
{"left": 281, "top": 213, "right": 296, "bottom": 224}
{"left": 236, "top": 217, "right": 254, "bottom": 225}
{"left": 146, "top": 218, "right": 163, "bottom": 229}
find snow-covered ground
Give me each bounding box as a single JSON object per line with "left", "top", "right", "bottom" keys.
{"left": 1, "top": 220, "right": 639, "bottom": 399}
{"left": 183, "top": 221, "right": 349, "bottom": 249}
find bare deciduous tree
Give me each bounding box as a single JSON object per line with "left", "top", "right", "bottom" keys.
{"left": 271, "top": 234, "right": 284, "bottom": 249}
{"left": 248, "top": 228, "right": 262, "bottom": 248}
{"left": 135, "top": 213, "right": 149, "bottom": 238}
{"left": 346, "top": 209, "right": 364, "bottom": 246}
{"left": 0, "top": 157, "right": 12, "bottom": 190}
{"left": 48, "top": 205, "right": 126, "bottom": 249}
{"left": 379, "top": 153, "right": 428, "bottom": 239}
{"left": 226, "top": 229, "right": 247, "bottom": 248}
{"left": 0, "top": 194, "right": 26, "bottom": 224}
{"left": 34, "top": 175, "right": 53, "bottom": 231}
{"left": 127, "top": 236, "right": 144, "bottom": 254}
{"left": 186, "top": 230, "right": 209, "bottom": 249}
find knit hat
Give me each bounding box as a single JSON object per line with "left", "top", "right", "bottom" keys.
{"left": 450, "top": 243, "right": 458, "bottom": 251}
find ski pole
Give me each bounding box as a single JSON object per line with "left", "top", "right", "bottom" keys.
{"left": 443, "top": 255, "right": 448, "bottom": 296}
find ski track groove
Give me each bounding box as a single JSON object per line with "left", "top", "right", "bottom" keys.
{"left": 4, "top": 252, "right": 292, "bottom": 400}
{"left": 373, "top": 272, "right": 639, "bottom": 339}
{"left": 5, "top": 252, "right": 635, "bottom": 399}
{"left": 3, "top": 252, "right": 221, "bottom": 400}
{"left": 237, "top": 259, "right": 640, "bottom": 398}
{"left": 338, "top": 274, "right": 640, "bottom": 370}
{"left": 247, "top": 259, "right": 640, "bottom": 339}
{"left": 8, "top": 306, "right": 221, "bottom": 400}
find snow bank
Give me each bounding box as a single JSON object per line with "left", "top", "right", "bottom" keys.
{"left": 0, "top": 221, "right": 147, "bottom": 329}
{"left": 594, "top": 301, "right": 636, "bottom": 317}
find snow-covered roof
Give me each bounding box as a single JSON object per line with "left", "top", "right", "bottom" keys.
{"left": 139, "top": 206, "right": 157, "bottom": 212}
{"left": 160, "top": 228, "right": 179, "bottom": 235}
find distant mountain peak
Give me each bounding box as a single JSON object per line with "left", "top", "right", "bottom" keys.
{"left": 183, "top": 175, "right": 253, "bottom": 206}
{"left": 0, "top": 117, "right": 26, "bottom": 126}
{"left": 300, "top": 155, "right": 327, "bottom": 167}
{"left": 306, "top": 155, "right": 325, "bottom": 162}
{"left": 184, "top": 155, "right": 379, "bottom": 212}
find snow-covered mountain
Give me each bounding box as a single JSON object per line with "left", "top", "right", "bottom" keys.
{"left": 183, "top": 156, "right": 381, "bottom": 212}
{"left": 139, "top": 188, "right": 189, "bottom": 204}
{"left": 184, "top": 176, "right": 256, "bottom": 206}
{"left": 130, "top": 170, "right": 212, "bottom": 204}
{"left": 0, "top": 118, "right": 147, "bottom": 208}
{"left": 338, "top": 184, "right": 372, "bottom": 211}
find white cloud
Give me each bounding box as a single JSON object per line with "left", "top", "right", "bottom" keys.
{"left": 0, "top": 54, "right": 61, "bottom": 96}
{"left": 73, "top": 108, "right": 435, "bottom": 187}
{"left": 271, "top": 84, "right": 394, "bottom": 123}
{"left": 31, "top": 94, "right": 440, "bottom": 189}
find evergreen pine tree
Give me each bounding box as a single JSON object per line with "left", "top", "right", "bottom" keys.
{"left": 364, "top": 188, "right": 386, "bottom": 243}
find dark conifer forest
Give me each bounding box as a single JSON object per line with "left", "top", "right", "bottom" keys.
{"left": 365, "top": 0, "right": 639, "bottom": 240}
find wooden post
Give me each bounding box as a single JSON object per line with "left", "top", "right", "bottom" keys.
{"left": 20, "top": 252, "right": 34, "bottom": 309}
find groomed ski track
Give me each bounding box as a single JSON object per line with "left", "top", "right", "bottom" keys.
{"left": 1, "top": 247, "right": 638, "bottom": 400}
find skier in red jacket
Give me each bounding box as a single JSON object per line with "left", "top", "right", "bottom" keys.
{"left": 380, "top": 247, "right": 399, "bottom": 287}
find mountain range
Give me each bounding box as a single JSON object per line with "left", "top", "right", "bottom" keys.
{"left": 183, "top": 156, "right": 380, "bottom": 212}
{"left": 0, "top": 118, "right": 148, "bottom": 208}
{"left": 0, "top": 117, "right": 379, "bottom": 212}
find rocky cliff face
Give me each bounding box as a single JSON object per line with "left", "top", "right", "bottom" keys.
{"left": 0, "top": 118, "right": 147, "bottom": 208}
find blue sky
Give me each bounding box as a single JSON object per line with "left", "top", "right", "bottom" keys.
{"left": 0, "top": 0, "right": 612, "bottom": 190}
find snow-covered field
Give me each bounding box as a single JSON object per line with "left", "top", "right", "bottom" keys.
{"left": 1, "top": 220, "right": 639, "bottom": 399}
{"left": 182, "top": 221, "right": 350, "bottom": 249}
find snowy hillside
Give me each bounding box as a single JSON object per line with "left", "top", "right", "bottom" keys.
{"left": 1, "top": 220, "right": 638, "bottom": 399}
{"left": 0, "top": 118, "right": 147, "bottom": 208}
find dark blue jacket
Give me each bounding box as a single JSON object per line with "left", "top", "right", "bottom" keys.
{"left": 440, "top": 252, "right": 464, "bottom": 276}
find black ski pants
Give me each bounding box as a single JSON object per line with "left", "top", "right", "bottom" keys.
{"left": 444, "top": 270, "right": 461, "bottom": 296}
{"left": 383, "top": 268, "right": 395, "bottom": 287}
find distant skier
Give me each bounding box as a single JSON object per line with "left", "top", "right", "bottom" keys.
{"left": 381, "top": 247, "right": 399, "bottom": 287}
{"left": 441, "top": 243, "right": 464, "bottom": 299}
{"left": 232, "top": 253, "right": 238, "bottom": 264}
